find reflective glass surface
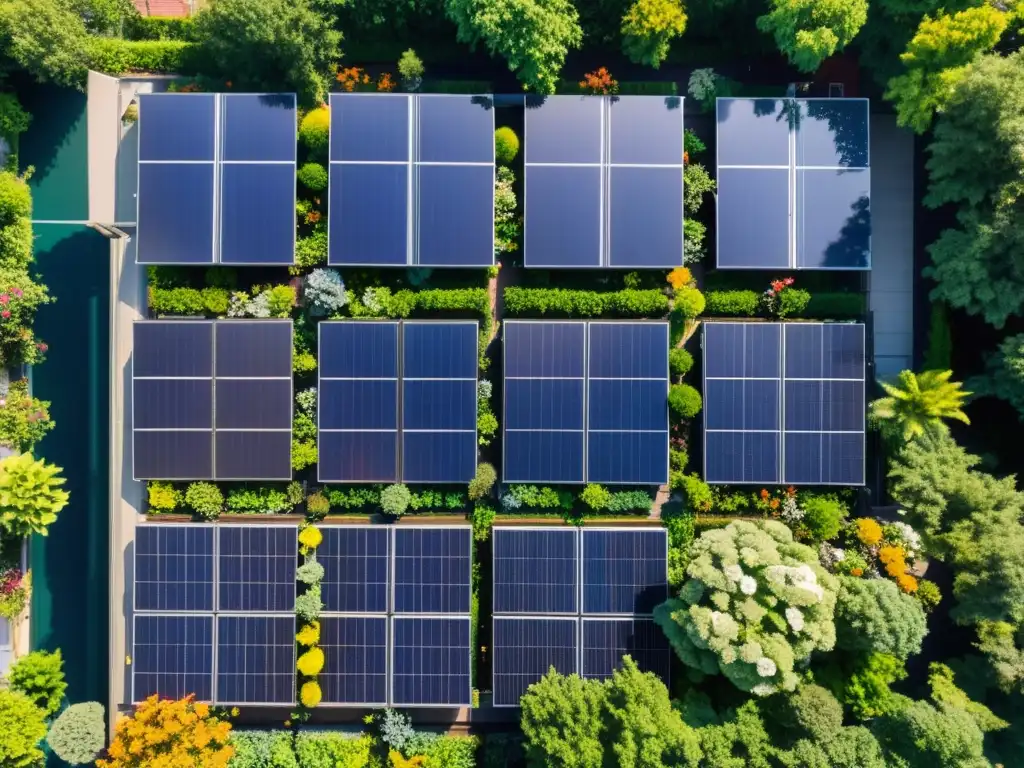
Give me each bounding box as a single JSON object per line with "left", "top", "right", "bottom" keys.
{"left": 704, "top": 379, "right": 779, "bottom": 431}
{"left": 221, "top": 94, "right": 296, "bottom": 162}
{"left": 134, "top": 431, "right": 213, "bottom": 480}
{"left": 139, "top": 94, "right": 216, "bottom": 161}
{"left": 504, "top": 431, "right": 584, "bottom": 483}
{"left": 329, "top": 164, "right": 408, "bottom": 265}
{"left": 220, "top": 164, "right": 295, "bottom": 264}
{"left": 215, "top": 321, "right": 293, "bottom": 378}
{"left": 416, "top": 165, "right": 493, "bottom": 266}
{"left": 417, "top": 95, "right": 494, "bottom": 163}
{"left": 705, "top": 431, "right": 780, "bottom": 484}
{"left": 716, "top": 168, "right": 789, "bottom": 268}
{"left": 318, "top": 431, "right": 398, "bottom": 482}
{"left": 608, "top": 167, "right": 683, "bottom": 267}
{"left": 330, "top": 94, "right": 409, "bottom": 162}
{"left": 588, "top": 323, "right": 668, "bottom": 378}
{"left": 214, "top": 379, "right": 291, "bottom": 430}
{"left": 402, "top": 431, "right": 477, "bottom": 482}
{"left": 525, "top": 166, "right": 601, "bottom": 267}
{"left": 608, "top": 96, "right": 683, "bottom": 165}
{"left": 703, "top": 322, "right": 782, "bottom": 378}
{"left": 716, "top": 98, "right": 791, "bottom": 167}
{"left": 134, "top": 379, "right": 212, "bottom": 429}
{"left": 133, "top": 323, "right": 212, "bottom": 378}
{"left": 525, "top": 96, "right": 603, "bottom": 164}
{"left": 796, "top": 169, "right": 870, "bottom": 268}
{"left": 587, "top": 432, "right": 666, "bottom": 484}
{"left": 215, "top": 431, "right": 291, "bottom": 479}
{"left": 319, "top": 322, "right": 398, "bottom": 379}
{"left": 796, "top": 100, "right": 869, "bottom": 168}
{"left": 137, "top": 164, "right": 215, "bottom": 263}
{"left": 504, "top": 322, "right": 585, "bottom": 378}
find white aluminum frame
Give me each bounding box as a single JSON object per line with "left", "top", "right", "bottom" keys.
{"left": 580, "top": 527, "right": 668, "bottom": 618}
{"left": 390, "top": 525, "right": 473, "bottom": 616}
{"left": 491, "top": 615, "right": 579, "bottom": 708}
{"left": 316, "top": 614, "right": 390, "bottom": 708}
{"left": 214, "top": 524, "right": 299, "bottom": 614}
{"left": 318, "top": 524, "right": 391, "bottom": 615}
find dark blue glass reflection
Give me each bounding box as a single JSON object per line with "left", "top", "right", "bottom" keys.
{"left": 137, "top": 163, "right": 215, "bottom": 263}
{"left": 217, "top": 526, "right": 297, "bottom": 612}
{"left": 133, "top": 322, "right": 213, "bottom": 378}
{"left": 716, "top": 98, "right": 791, "bottom": 167}
{"left": 582, "top": 619, "right": 671, "bottom": 682}
{"left": 609, "top": 167, "right": 683, "bottom": 267}
{"left": 504, "top": 322, "right": 585, "bottom": 378}
{"left": 703, "top": 322, "right": 782, "bottom": 378}
{"left": 139, "top": 94, "right": 216, "bottom": 161}
{"left": 588, "top": 380, "right": 666, "bottom": 430}
{"left": 525, "top": 166, "right": 601, "bottom": 267}
{"left": 319, "top": 380, "right": 397, "bottom": 430}
{"left": 215, "top": 380, "right": 291, "bottom": 430}
{"left": 318, "top": 431, "right": 398, "bottom": 482}
{"left": 215, "top": 431, "right": 291, "bottom": 479}
{"left": 705, "top": 431, "right": 780, "bottom": 484}
{"left": 417, "top": 95, "right": 494, "bottom": 163}
{"left": 319, "top": 529, "right": 389, "bottom": 613}
{"left": 391, "top": 617, "right": 471, "bottom": 706}
{"left": 329, "top": 164, "right": 408, "bottom": 265}
{"left": 215, "top": 321, "right": 293, "bottom": 378}
{"left": 221, "top": 94, "right": 297, "bottom": 162}
{"left": 796, "top": 169, "right": 870, "bottom": 269}
{"left": 133, "top": 430, "right": 213, "bottom": 480}
{"left": 319, "top": 617, "right": 388, "bottom": 705}
{"left": 796, "top": 99, "right": 869, "bottom": 168}
{"left": 717, "top": 168, "right": 789, "bottom": 268}
{"left": 220, "top": 164, "right": 296, "bottom": 264}
{"left": 216, "top": 616, "right": 295, "bottom": 704}
{"left": 505, "top": 379, "right": 584, "bottom": 430}
{"left": 504, "top": 431, "right": 584, "bottom": 483}
{"left": 587, "top": 432, "right": 667, "bottom": 484}
{"left": 492, "top": 618, "right": 577, "bottom": 706}
{"left": 704, "top": 379, "right": 779, "bottom": 431}
{"left": 492, "top": 529, "right": 577, "bottom": 614}
{"left": 582, "top": 530, "right": 667, "bottom": 613}
{"left": 133, "top": 615, "right": 214, "bottom": 703}
{"left": 609, "top": 96, "right": 683, "bottom": 165}
{"left": 134, "top": 526, "right": 214, "bottom": 612}
{"left": 330, "top": 94, "right": 409, "bottom": 162}
{"left": 392, "top": 528, "right": 471, "bottom": 613}
{"left": 416, "top": 165, "right": 493, "bottom": 266}
{"left": 402, "top": 432, "right": 477, "bottom": 482}
{"left": 134, "top": 379, "right": 212, "bottom": 429}
{"left": 822, "top": 325, "right": 865, "bottom": 379}
{"left": 589, "top": 323, "right": 669, "bottom": 378}
{"left": 525, "top": 96, "right": 603, "bottom": 164}
{"left": 319, "top": 321, "right": 398, "bottom": 379}
{"left": 403, "top": 322, "right": 478, "bottom": 379}
{"left": 783, "top": 323, "right": 824, "bottom": 378}
{"left": 402, "top": 380, "right": 476, "bottom": 430}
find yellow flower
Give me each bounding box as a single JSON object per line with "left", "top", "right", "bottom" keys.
{"left": 300, "top": 681, "right": 322, "bottom": 708}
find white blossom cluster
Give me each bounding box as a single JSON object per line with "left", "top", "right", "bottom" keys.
{"left": 891, "top": 521, "right": 922, "bottom": 559}
{"left": 227, "top": 290, "right": 271, "bottom": 318}
{"left": 687, "top": 68, "right": 719, "bottom": 103}
{"left": 780, "top": 495, "right": 804, "bottom": 523}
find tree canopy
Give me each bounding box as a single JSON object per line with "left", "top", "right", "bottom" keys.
{"left": 620, "top": 0, "right": 687, "bottom": 68}
{"left": 0, "top": 0, "right": 89, "bottom": 87}
{"left": 834, "top": 576, "right": 928, "bottom": 660}
{"left": 756, "top": 0, "right": 867, "bottom": 72}
{"left": 968, "top": 333, "right": 1024, "bottom": 421}
{"left": 868, "top": 369, "right": 971, "bottom": 443}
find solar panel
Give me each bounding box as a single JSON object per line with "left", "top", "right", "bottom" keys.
{"left": 135, "top": 525, "right": 214, "bottom": 612}
{"left": 216, "top": 615, "right": 295, "bottom": 705}
{"left": 716, "top": 97, "right": 870, "bottom": 270}
{"left": 503, "top": 322, "right": 586, "bottom": 483}
{"left": 137, "top": 93, "right": 296, "bottom": 265}
{"left": 703, "top": 322, "right": 865, "bottom": 485}
{"left": 492, "top": 528, "right": 577, "bottom": 614}
{"left": 524, "top": 95, "right": 684, "bottom": 268}
{"left": 581, "top": 618, "right": 671, "bottom": 682}
{"left": 328, "top": 94, "right": 495, "bottom": 268}
{"left": 318, "top": 321, "right": 400, "bottom": 483}
{"left": 391, "top": 617, "right": 472, "bottom": 706}
{"left": 492, "top": 617, "right": 577, "bottom": 707}
{"left": 393, "top": 527, "right": 471, "bottom": 614}
{"left": 582, "top": 529, "right": 667, "bottom": 614}
{"left": 401, "top": 322, "right": 478, "bottom": 483}
{"left": 132, "top": 614, "right": 214, "bottom": 703}
{"left": 319, "top": 616, "right": 388, "bottom": 706}
{"left": 319, "top": 527, "right": 390, "bottom": 613}
{"left": 217, "top": 526, "right": 297, "bottom": 612}
{"left": 586, "top": 323, "right": 669, "bottom": 485}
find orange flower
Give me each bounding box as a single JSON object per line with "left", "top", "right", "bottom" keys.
{"left": 769, "top": 498, "right": 780, "bottom": 509}
{"left": 377, "top": 72, "right": 396, "bottom": 92}
{"left": 760, "top": 489, "right": 770, "bottom": 500}
{"left": 579, "top": 67, "right": 619, "bottom": 95}
{"left": 786, "top": 486, "right": 796, "bottom": 497}
{"left": 896, "top": 573, "right": 918, "bottom": 593}
{"left": 666, "top": 267, "right": 691, "bottom": 290}
{"left": 855, "top": 518, "right": 883, "bottom": 547}
{"left": 683, "top": 150, "right": 689, "bottom": 164}
{"left": 850, "top": 567, "right": 863, "bottom": 577}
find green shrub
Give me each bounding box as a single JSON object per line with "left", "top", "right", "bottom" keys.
{"left": 292, "top": 439, "right": 317, "bottom": 471}
{"left": 805, "top": 292, "right": 865, "bottom": 318}
{"left": 124, "top": 15, "right": 198, "bottom": 41}
{"left": 915, "top": 579, "right": 942, "bottom": 612}
{"left": 503, "top": 287, "right": 668, "bottom": 318}
{"left": 299, "top": 107, "right": 330, "bottom": 159}
{"left": 0, "top": 453, "right": 69, "bottom": 537}
{"left": 673, "top": 286, "right": 705, "bottom": 318}
{"left": 295, "top": 584, "right": 322, "bottom": 622}
{"left": 184, "top": 481, "right": 223, "bottom": 519}
{"left": 295, "top": 229, "right": 328, "bottom": 268}
{"left": 668, "top": 383, "right": 702, "bottom": 419}
{"left": 306, "top": 491, "right": 330, "bottom": 518}
{"left": 923, "top": 302, "right": 952, "bottom": 370}
{"left": 468, "top": 462, "right": 497, "bottom": 500}
{"left": 580, "top": 483, "right": 612, "bottom": 511}
{"left": 495, "top": 126, "right": 520, "bottom": 165}
{"left": 683, "top": 128, "right": 706, "bottom": 156}
{"left": 471, "top": 503, "right": 496, "bottom": 541}
{"left": 801, "top": 495, "right": 846, "bottom": 541}
{"left": 0, "top": 689, "right": 46, "bottom": 768}
{"left": 294, "top": 732, "right": 375, "bottom": 767}
{"left": 229, "top": 730, "right": 295, "bottom": 768}
{"left": 86, "top": 38, "right": 194, "bottom": 75}
{"left": 679, "top": 473, "right": 712, "bottom": 513}
{"left": 46, "top": 701, "right": 105, "bottom": 766}
{"left": 381, "top": 484, "right": 411, "bottom": 516}
{"left": 777, "top": 288, "right": 811, "bottom": 318}
{"left": 8, "top": 650, "right": 66, "bottom": 716}
{"left": 147, "top": 481, "right": 180, "bottom": 513}
{"left": 0, "top": 94, "right": 30, "bottom": 151}
{"left": 502, "top": 484, "right": 573, "bottom": 511}
{"left": 326, "top": 486, "right": 381, "bottom": 509}
{"left": 297, "top": 162, "right": 328, "bottom": 192}
{"left": 607, "top": 491, "right": 653, "bottom": 513}
{"left": 225, "top": 486, "right": 289, "bottom": 514}
{"left": 148, "top": 286, "right": 231, "bottom": 316}
{"left": 267, "top": 284, "right": 295, "bottom": 317}
{"left": 669, "top": 348, "right": 693, "bottom": 377}
{"left": 0, "top": 379, "right": 53, "bottom": 453}
{"left": 398, "top": 48, "right": 425, "bottom": 85}
{"left": 704, "top": 290, "right": 759, "bottom": 316}
{"left": 0, "top": 171, "right": 31, "bottom": 227}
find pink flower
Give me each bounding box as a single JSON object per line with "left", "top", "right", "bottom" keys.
{"left": 783, "top": 277, "right": 794, "bottom": 286}
{"left": 0, "top": 295, "right": 10, "bottom": 305}
{"left": 12, "top": 287, "right": 23, "bottom": 298}
{"left": 2, "top": 310, "right": 11, "bottom": 319}
{"left": 36, "top": 343, "right": 47, "bottom": 352}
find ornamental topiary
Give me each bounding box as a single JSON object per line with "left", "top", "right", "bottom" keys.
{"left": 296, "top": 621, "right": 320, "bottom": 646}
{"left": 46, "top": 701, "right": 105, "bottom": 766}
{"left": 300, "top": 682, "right": 322, "bottom": 709}
{"left": 184, "top": 481, "right": 223, "bottom": 519}
{"left": 305, "top": 491, "right": 330, "bottom": 518}
{"left": 297, "top": 162, "right": 328, "bottom": 193}
{"left": 669, "top": 348, "right": 693, "bottom": 377}
{"left": 834, "top": 576, "right": 927, "bottom": 659}
{"left": 0, "top": 689, "right": 46, "bottom": 768}
{"left": 298, "top": 107, "right": 330, "bottom": 159}
{"left": 580, "top": 483, "right": 612, "bottom": 511}
{"left": 7, "top": 649, "right": 66, "bottom": 716}
{"left": 380, "top": 484, "right": 411, "bottom": 517}
{"left": 147, "top": 481, "right": 180, "bottom": 513}
{"left": 654, "top": 519, "right": 839, "bottom": 695}
{"left": 468, "top": 462, "right": 497, "bottom": 501}
{"left": 0, "top": 453, "right": 69, "bottom": 537}
{"left": 494, "top": 127, "right": 520, "bottom": 165}
{"left": 668, "top": 383, "right": 702, "bottom": 419}
{"left": 297, "top": 647, "right": 325, "bottom": 676}
{"left": 673, "top": 286, "right": 705, "bottom": 318}
{"left": 800, "top": 495, "right": 845, "bottom": 541}
{"left": 298, "top": 525, "right": 322, "bottom": 552}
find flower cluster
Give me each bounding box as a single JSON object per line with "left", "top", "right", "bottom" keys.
{"left": 762, "top": 277, "right": 795, "bottom": 316}
{"left": 579, "top": 67, "right": 619, "bottom": 95}
{"left": 828, "top": 518, "right": 920, "bottom": 593}
{"left": 666, "top": 267, "right": 692, "bottom": 291}
{"left": 377, "top": 72, "right": 396, "bottom": 92}
{"left": 0, "top": 567, "right": 27, "bottom": 620}
{"left": 336, "top": 66, "right": 372, "bottom": 92}
{"left": 0, "top": 378, "right": 54, "bottom": 452}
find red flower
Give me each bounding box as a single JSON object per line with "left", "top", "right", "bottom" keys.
{"left": 2, "top": 310, "right": 11, "bottom": 319}
{"left": 36, "top": 343, "right": 47, "bottom": 352}
{"left": 0, "top": 295, "right": 10, "bottom": 305}
{"left": 771, "top": 280, "right": 786, "bottom": 293}
{"left": 760, "top": 489, "right": 770, "bottom": 500}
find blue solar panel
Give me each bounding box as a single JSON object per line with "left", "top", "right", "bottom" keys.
{"left": 133, "top": 615, "right": 213, "bottom": 703}
{"left": 135, "top": 525, "right": 214, "bottom": 612}
{"left": 216, "top": 321, "right": 293, "bottom": 378}
{"left": 319, "top": 527, "right": 389, "bottom": 613}
{"left": 608, "top": 96, "right": 683, "bottom": 165}
{"left": 705, "top": 379, "right": 780, "bottom": 430}
{"left": 402, "top": 432, "right": 477, "bottom": 484}
{"left": 587, "top": 432, "right": 667, "bottom": 485}
{"left": 215, "top": 379, "right": 291, "bottom": 430}
{"left": 416, "top": 164, "right": 494, "bottom": 266}
{"left": 217, "top": 527, "right": 296, "bottom": 612}
{"left": 582, "top": 618, "right": 671, "bottom": 682}
{"left": 133, "top": 322, "right": 213, "bottom": 378}
{"left": 403, "top": 322, "right": 478, "bottom": 379}
{"left": 391, "top": 617, "right": 472, "bottom": 706}
{"left": 320, "top": 381, "right": 398, "bottom": 430}
{"left": 785, "top": 323, "right": 865, "bottom": 379}
{"left": 716, "top": 98, "right": 791, "bottom": 166}
{"left": 134, "top": 379, "right": 212, "bottom": 429}
{"left": 393, "top": 528, "right": 471, "bottom": 614}
{"left": 139, "top": 94, "right": 216, "bottom": 162}
{"left": 608, "top": 166, "right": 683, "bottom": 267}
{"left": 582, "top": 530, "right": 667, "bottom": 614}
{"left": 401, "top": 379, "right": 475, "bottom": 430}
{"left": 785, "top": 432, "right": 864, "bottom": 484}
{"left": 221, "top": 94, "right": 296, "bottom": 163}
{"left": 215, "top": 432, "right": 292, "bottom": 481}
{"left": 505, "top": 380, "right": 585, "bottom": 429}
{"left": 319, "top": 616, "right": 388, "bottom": 705}
{"left": 492, "top": 618, "right": 577, "bottom": 707}
{"left": 705, "top": 431, "right": 780, "bottom": 484}
{"left": 796, "top": 100, "right": 870, "bottom": 168}
{"left": 134, "top": 432, "right": 213, "bottom": 481}
{"left": 319, "top": 321, "right": 398, "bottom": 379}
{"left": 220, "top": 164, "right": 296, "bottom": 265}
{"left": 417, "top": 95, "right": 494, "bottom": 164}
{"left": 137, "top": 163, "right": 216, "bottom": 264}
{"left": 524, "top": 166, "right": 602, "bottom": 268}
{"left": 525, "top": 96, "right": 602, "bottom": 164}
{"left": 504, "top": 322, "right": 585, "bottom": 377}
{"left": 703, "top": 322, "right": 782, "bottom": 378}
{"left": 319, "top": 432, "right": 398, "bottom": 483}
{"left": 331, "top": 94, "right": 410, "bottom": 163}
{"left": 796, "top": 169, "right": 871, "bottom": 269}
{"left": 216, "top": 615, "right": 295, "bottom": 705}
{"left": 716, "top": 168, "right": 790, "bottom": 269}
{"left": 492, "top": 528, "right": 577, "bottom": 614}
{"left": 329, "top": 164, "right": 409, "bottom": 266}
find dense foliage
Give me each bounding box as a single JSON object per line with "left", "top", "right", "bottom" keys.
{"left": 0, "top": 453, "right": 69, "bottom": 537}
{"left": 869, "top": 369, "right": 970, "bottom": 442}
{"left": 46, "top": 702, "right": 105, "bottom": 766}
{"left": 0, "top": 690, "right": 46, "bottom": 768}
{"left": 7, "top": 649, "right": 66, "bottom": 716}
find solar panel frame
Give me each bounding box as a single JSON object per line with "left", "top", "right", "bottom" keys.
{"left": 492, "top": 527, "right": 578, "bottom": 615}
{"left": 391, "top": 526, "right": 472, "bottom": 615}
{"left": 319, "top": 526, "right": 391, "bottom": 614}
{"left": 214, "top": 614, "right": 297, "bottom": 706}
{"left": 216, "top": 525, "right": 298, "bottom": 613}
{"left": 581, "top": 617, "right": 672, "bottom": 683}
{"left": 132, "top": 613, "right": 215, "bottom": 704}
{"left": 492, "top": 616, "right": 578, "bottom": 708}
{"left": 390, "top": 616, "right": 473, "bottom": 707}
{"left": 318, "top": 615, "right": 389, "bottom": 707}
{"left": 581, "top": 528, "right": 668, "bottom": 615}
{"left": 715, "top": 97, "right": 871, "bottom": 271}
{"left": 134, "top": 523, "right": 215, "bottom": 613}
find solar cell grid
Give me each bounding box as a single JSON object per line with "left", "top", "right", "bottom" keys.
{"left": 216, "top": 615, "right": 296, "bottom": 705}
{"left": 135, "top": 525, "right": 214, "bottom": 612}
{"left": 492, "top": 528, "right": 578, "bottom": 614}
{"left": 391, "top": 617, "right": 472, "bottom": 706}
{"left": 582, "top": 618, "right": 672, "bottom": 682}
{"left": 392, "top": 528, "right": 471, "bottom": 614}
{"left": 319, "top": 527, "right": 390, "bottom": 613}
{"left": 217, "top": 527, "right": 297, "bottom": 612}
{"left": 319, "top": 616, "right": 388, "bottom": 706}
{"left": 492, "top": 617, "right": 577, "bottom": 707}
{"left": 133, "top": 615, "right": 214, "bottom": 703}
{"left": 582, "top": 529, "right": 668, "bottom": 614}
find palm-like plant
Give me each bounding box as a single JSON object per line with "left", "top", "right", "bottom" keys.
{"left": 869, "top": 369, "right": 971, "bottom": 442}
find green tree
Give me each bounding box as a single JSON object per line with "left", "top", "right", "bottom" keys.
{"left": 0, "top": 690, "right": 46, "bottom": 768}
{"left": 0, "top": 0, "right": 89, "bottom": 88}
{"left": 193, "top": 0, "right": 341, "bottom": 106}
{"left": 0, "top": 453, "right": 69, "bottom": 537}
{"left": 756, "top": 0, "right": 867, "bottom": 72}
{"left": 968, "top": 332, "right": 1024, "bottom": 421}
{"left": 874, "top": 696, "right": 989, "bottom": 768}
{"left": 519, "top": 668, "right": 604, "bottom": 767}
{"left": 8, "top": 650, "right": 66, "bottom": 716}
{"left": 696, "top": 700, "right": 779, "bottom": 768}
{"left": 444, "top": 0, "right": 583, "bottom": 93}
{"left": 868, "top": 369, "right": 970, "bottom": 442}
{"left": 620, "top": 0, "right": 687, "bottom": 69}
{"left": 834, "top": 576, "right": 928, "bottom": 659}
{"left": 928, "top": 662, "right": 1009, "bottom": 733}
{"left": 844, "top": 652, "right": 908, "bottom": 720}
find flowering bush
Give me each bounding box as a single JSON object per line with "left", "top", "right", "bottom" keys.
{"left": 336, "top": 66, "right": 372, "bottom": 92}
{"left": 380, "top": 484, "right": 412, "bottom": 517}
{"left": 666, "top": 267, "right": 692, "bottom": 291}
{"left": 303, "top": 269, "right": 348, "bottom": 316}
{"left": 97, "top": 695, "right": 233, "bottom": 768}
{"left": 654, "top": 519, "right": 838, "bottom": 695}
{"left": 0, "top": 568, "right": 28, "bottom": 620}
{"left": 579, "top": 67, "right": 618, "bottom": 94}
{"left": 761, "top": 277, "right": 796, "bottom": 316}
{"left": 855, "top": 517, "right": 883, "bottom": 546}
{"left": 297, "top": 647, "right": 325, "bottom": 676}
{"left": 0, "top": 379, "right": 53, "bottom": 452}
{"left": 377, "top": 72, "right": 396, "bottom": 92}
{"left": 296, "top": 621, "right": 320, "bottom": 646}
{"left": 298, "top": 525, "right": 322, "bottom": 552}
{"left": 300, "top": 681, "right": 322, "bottom": 708}
{"left": 0, "top": 278, "right": 52, "bottom": 368}
{"left": 494, "top": 167, "right": 520, "bottom": 253}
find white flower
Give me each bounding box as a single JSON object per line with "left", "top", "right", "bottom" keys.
{"left": 739, "top": 575, "right": 757, "bottom": 595}
{"left": 723, "top": 564, "right": 744, "bottom": 583}
{"left": 756, "top": 657, "right": 778, "bottom": 677}
{"left": 752, "top": 683, "right": 777, "bottom": 697}
{"left": 831, "top": 548, "right": 845, "bottom": 562}
{"left": 786, "top": 607, "right": 805, "bottom": 633}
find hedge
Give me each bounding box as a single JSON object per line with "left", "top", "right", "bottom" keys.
{"left": 804, "top": 292, "right": 866, "bottom": 318}
{"left": 124, "top": 15, "right": 198, "bottom": 42}
{"left": 503, "top": 287, "right": 669, "bottom": 318}
{"left": 149, "top": 286, "right": 229, "bottom": 316}
{"left": 704, "top": 290, "right": 759, "bottom": 316}
{"left": 87, "top": 39, "right": 194, "bottom": 75}
{"left": 704, "top": 290, "right": 865, "bottom": 319}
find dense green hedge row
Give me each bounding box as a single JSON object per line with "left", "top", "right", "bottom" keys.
{"left": 704, "top": 289, "right": 865, "bottom": 318}
{"left": 86, "top": 39, "right": 194, "bottom": 75}
{"left": 503, "top": 287, "right": 669, "bottom": 317}
{"left": 124, "top": 15, "right": 198, "bottom": 42}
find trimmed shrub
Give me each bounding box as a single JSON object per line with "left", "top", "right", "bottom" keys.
{"left": 296, "top": 647, "right": 325, "bottom": 676}
{"left": 295, "top": 732, "right": 374, "bottom": 766}
{"left": 295, "top": 585, "right": 322, "bottom": 622}
{"left": 8, "top": 649, "right": 66, "bottom": 716}
{"left": 0, "top": 453, "right": 69, "bottom": 536}
{"left": 471, "top": 503, "right": 496, "bottom": 541}
{"left": 295, "top": 230, "right": 328, "bottom": 268}
{"left": 777, "top": 288, "right": 811, "bottom": 318}
{"left": 805, "top": 292, "right": 865, "bottom": 318}
{"left": 705, "top": 290, "right": 759, "bottom": 316}
{"left": 580, "top": 483, "right": 612, "bottom": 510}
{"left": 306, "top": 491, "right": 330, "bottom": 517}
{"left": 147, "top": 481, "right": 180, "bottom": 512}
{"left": 0, "top": 690, "right": 46, "bottom": 768}
{"left": 148, "top": 286, "right": 231, "bottom": 316}
{"left": 673, "top": 286, "right": 705, "bottom": 318}
{"left": 229, "top": 731, "right": 294, "bottom": 768}
{"left": 680, "top": 473, "right": 712, "bottom": 513}
{"left": 504, "top": 287, "right": 668, "bottom": 318}
{"left": 668, "top": 383, "right": 702, "bottom": 419}
{"left": 86, "top": 39, "right": 194, "bottom": 75}
{"left": 296, "top": 621, "right": 320, "bottom": 646}
{"left": 835, "top": 576, "right": 927, "bottom": 659}
{"left": 299, "top": 525, "right": 322, "bottom": 551}
{"left": 607, "top": 490, "right": 652, "bottom": 513}
{"left": 398, "top": 49, "right": 425, "bottom": 86}
{"left": 669, "top": 348, "right": 693, "bottom": 377}
{"left": 381, "top": 484, "right": 411, "bottom": 516}
{"left": 184, "top": 482, "right": 223, "bottom": 519}
{"left": 297, "top": 162, "right": 328, "bottom": 192}
{"left": 801, "top": 495, "right": 845, "bottom": 541}
{"left": 46, "top": 701, "right": 105, "bottom": 766}
{"left": 303, "top": 269, "right": 348, "bottom": 316}
{"left": 468, "top": 462, "right": 497, "bottom": 500}
{"left": 296, "top": 559, "right": 325, "bottom": 585}
{"left": 267, "top": 284, "right": 295, "bottom": 317}
{"left": 495, "top": 126, "right": 520, "bottom": 165}
{"left": 0, "top": 171, "right": 31, "bottom": 226}
{"left": 124, "top": 15, "right": 198, "bottom": 41}
{"left": 299, "top": 107, "right": 330, "bottom": 159}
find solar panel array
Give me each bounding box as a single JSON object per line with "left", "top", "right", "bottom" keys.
{"left": 503, "top": 321, "right": 669, "bottom": 485}
{"left": 492, "top": 527, "right": 670, "bottom": 706}
{"left": 133, "top": 320, "right": 293, "bottom": 481}
{"left": 132, "top": 524, "right": 298, "bottom": 705}
{"left": 318, "top": 525, "right": 473, "bottom": 707}
{"left": 525, "top": 95, "right": 685, "bottom": 268}
{"left": 329, "top": 94, "right": 495, "bottom": 267}
{"left": 137, "top": 93, "right": 297, "bottom": 265}
{"left": 716, "top": 98, "right": 871, "bottom": 270}
{"left": 703, "top": 322, "right": 866, "bottom": 485}
{"left": 318, "top": 320, "right": 478, "bottom": 483}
